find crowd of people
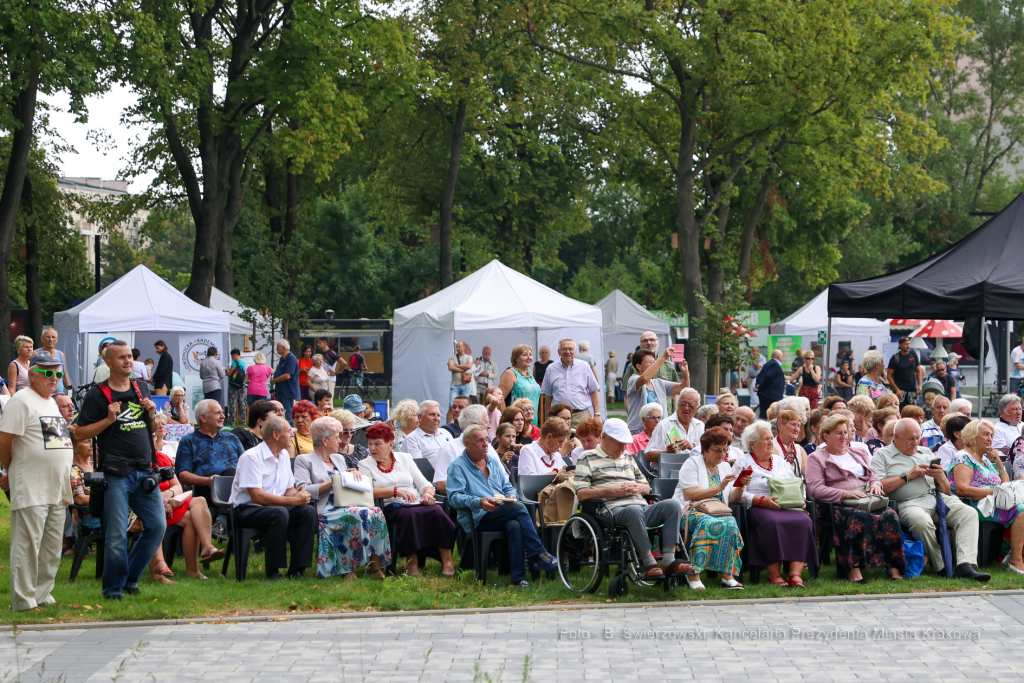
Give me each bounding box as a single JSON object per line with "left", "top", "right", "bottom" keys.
{"left": 4, "top": 326, "right": 1024, "bottom": 612}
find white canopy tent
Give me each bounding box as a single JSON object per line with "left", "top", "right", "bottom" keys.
{"left": 208, "top": 286, "right": 273, "bottom": 355}
{"left": 595, "top": 289, "right": 671, "bottom": 376}
{"left": 393, "top": 260, "right": 606, "bottom": 415}
{"left": 770, "top": 288, "right": 889, "bottom": 365}
{"left": 54, "top": 265, "right": 231, "bottom": 404}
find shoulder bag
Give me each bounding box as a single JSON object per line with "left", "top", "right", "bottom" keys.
{"left": 840, "top": 484, "right": 889, "bottom": 513}
{"left": 767, "top": 477, "right": 806, "bottom": 509}
{"left": 682, "top": 497, "right": 733, "bottom": 545}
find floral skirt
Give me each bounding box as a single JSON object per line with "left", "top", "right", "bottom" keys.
{"left": 974, "top": 501, "right": 1023, "bottom": 527}
{"left": 828, "top": 505, "right": 905, "bottom": 573}
{"left": 681, "top": 512, "right": 743, "bottom": 575}
{"left": 316, "top": 505, "right": 391, "bottom": 578}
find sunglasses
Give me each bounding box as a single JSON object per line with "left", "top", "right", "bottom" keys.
{"left": 340, "top": 429, "right": 355, "bottom": 435}
{"left": 30, "top": 368, "right": 64, "bottom": 379}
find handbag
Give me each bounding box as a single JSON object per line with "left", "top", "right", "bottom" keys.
{"left": 767, "top": 477, "right": 806, "bottom": 509}
{"left": 840, "top": 484, "right": 889, "bottom": 512}
{"left": 331, "top": 473, "right": 374, "bottom": 508}
{"left": 460, "top": 371, "right": 473, "bottom": 384}
{"left": 682, "top": 496, "right": 733, "bottom": 545}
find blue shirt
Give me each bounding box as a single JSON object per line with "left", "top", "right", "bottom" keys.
{"left": 274, "top": 352, "right": 300, "bottom": 400}
{"left": 175, "top": 429, "right": 244, "bottom": 478}
{"left": 446, "top": 452, "right": 518, "bottom": 533}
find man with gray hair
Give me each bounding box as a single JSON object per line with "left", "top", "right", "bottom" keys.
{"left": 993, "top": 393, "right": 1023, "bottom": 449}
{"left": 175, "top": 399, "right": 243, "bottom": 532}
{"left": 403, "top": 399, "right": 452, "bottom": 465}
{"left": 872, "top": 418, "right": 988, "bottom": 581}
{"left": 230, "top": 416, "right": 315, "bottom": 580}
{"left": 540, "top": 338, "right": 601, "bottom": 428}
{"left": 270, "top": 339, "right": 299, "bottom": 422}
{"left": 646, "top": 387, "right": 705, "bottom": 462}
{"left": 431, "top": 404, "right": 500, "bottom": 493}
{"left": 949, "top": 397, "right": 972, "bottom": 417}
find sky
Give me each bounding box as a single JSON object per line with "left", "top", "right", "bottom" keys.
{"left": 43, "top": 85, "right": 156, "bottom": 193}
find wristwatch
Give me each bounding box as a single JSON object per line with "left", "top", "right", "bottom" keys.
{"left": 900, "top": 472, "right": 909, "bottom": 483}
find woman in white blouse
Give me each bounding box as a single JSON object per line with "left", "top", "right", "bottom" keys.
{"left": 357, "top": 422, "right": 456, "bottom": 577}
{"left": 735, "top": 421, "right": 818, "bottom": 587}
{"left": 517, "top": 419, "right": 572, "bottom": 475}
{"left": 674, "top": 428, "right": 745, "bottom": 590}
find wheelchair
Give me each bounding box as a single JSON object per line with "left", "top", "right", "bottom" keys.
{"left": 555, "top": 496, "right": 686, "bottom": 598}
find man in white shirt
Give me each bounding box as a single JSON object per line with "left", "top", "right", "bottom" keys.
{"left": 646, "top": 387, "right": 705, "bottom": 462}
{"left": 540, "top": 338, "right": 601, "bottom": 428}
{"left": 403, "top": 399, "right": 452, "bottom": 464}
{"left": 0, "top": 351, "right": 74, "bottom": 611}
{"left": 432, "top": 405, "right": 500, "bottom": 493}
{"left": 921, "top": 395, "right": 949, "bottom": 442}
{"left": 992, "top": 394, "right": 1023, "bottom": 450}
{"left": 518, "top": 419, "right": 571, "bottom": 476}
{"left": 475, "top": 347, "right": 499, "bottom": 405}
{"left": 1012, "top": 340, "right": 1024, "bottom": 395}
{"left": 230, "top": 416, "right": 315, "bottom": 579}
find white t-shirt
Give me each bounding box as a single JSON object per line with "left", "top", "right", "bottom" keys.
{"left": 936, "top": 440, "right": 959, "bottom": 470}
{"left": 831, "top": 452, "right": 865, "bottom": 477}
{"left": 625, "top": 375, "right": 675, "bottom": 433}
{"left": 132, "top": 360, "right": 149, "bottom": 381}
{"left": 1012, "top": 345, "right": 1024, "bottom": 378}
{"left": 518, "top": 442, "right": 564, "bottom": 476}
{"left": 992, "top": 420, "right": 1022, "bottom": 450}
{"left": 0, "top": 388, "right": 73, "bottom": 510}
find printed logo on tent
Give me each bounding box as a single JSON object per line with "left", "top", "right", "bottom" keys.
{"left": 181, "top": 337, "right": 217, "bottom": 374}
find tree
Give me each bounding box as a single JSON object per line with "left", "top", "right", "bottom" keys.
{"left": 526, "top": 0, "right": 964, "bottom": 392}
{"left": 0, "top": 0, "right": 111, "bottom": 364}
{"left": 117, "top": 0, "right": 410, "bottom": 305}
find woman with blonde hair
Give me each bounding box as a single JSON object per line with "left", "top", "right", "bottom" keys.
{"left": 328, "top": 408, "right": 371, "bottom": 467}
{"left": 498, "top": 344, "right": 541, "bottom": 423}
{"left": 511, "top": 397, "right": 541, "bottom": 440}
{"left": 245, "top": 351, "right": 273, "bottom": 406}
{"left": 876, "top": 392, "right": 900, "bottom": 413}
{"left": 7, "top": 335, "right": 32, "bottom": 392}
{"left": 390, "top": 399, "right": 420, "bottom": 452}
{"left": 847, "top": 394, "right": 875, "bottom": 442}
{"left": 168, "top": 386, "right": 190, "bottom": 424}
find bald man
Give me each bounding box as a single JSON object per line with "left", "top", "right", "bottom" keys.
{"left": 754, "top": 350, "right": 785, "bottom": 418}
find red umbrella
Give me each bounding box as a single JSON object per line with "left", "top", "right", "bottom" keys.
{"left": 910, "top": 320, "right": 963, "bottom": 338}
{"left": 887, "top": 318, "right": 928, "bottom": 327}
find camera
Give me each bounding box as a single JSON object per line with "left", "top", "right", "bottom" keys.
{"left": 140, "top": 466, "right": 175, "bottom": 493}
{"left": 83, "top": 470, "right": 107, "bottom": 492}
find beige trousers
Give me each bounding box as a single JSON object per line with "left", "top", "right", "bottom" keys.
{"left": 899, "top": 495, "right": 979, "bottom": 571}
{"left": 570, "top": 409, "right": 592, "bottom": 429}
{"left": 10, "top": 504, "right": 65, "bottom": 611}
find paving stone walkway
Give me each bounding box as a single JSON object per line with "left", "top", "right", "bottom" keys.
{"left": 5, "top": 594, "right": 1024, "bottom": 683}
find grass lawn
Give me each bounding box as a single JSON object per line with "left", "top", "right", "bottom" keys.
{"left": 2, "top": 494, "right": 1022, "bottom": 626}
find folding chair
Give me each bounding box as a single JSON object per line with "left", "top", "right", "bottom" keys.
{"left": 211, "top": 475, "right": 261, "bottom": 581}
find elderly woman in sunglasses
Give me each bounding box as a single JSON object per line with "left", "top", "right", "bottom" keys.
{"left": 328, "top": 408, "right": 370, "bottom": 467}
{"left": 628, "top": 403, "right": 662, "bottom": 457}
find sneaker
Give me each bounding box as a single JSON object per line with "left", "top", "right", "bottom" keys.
{"left": 512, "top": 580, "right": 530, "bottom": 588}
{"left": 531, "top": 552, "right": 559, "bottom": 572}
{"left": 211, "top": 519, "right": 226, "bottom": 541}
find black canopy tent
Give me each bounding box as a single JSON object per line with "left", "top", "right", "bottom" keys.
{"left": 826, "top": 192, "right": 1024, "bottom": 406}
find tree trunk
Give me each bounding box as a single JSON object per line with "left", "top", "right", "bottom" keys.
{"left": 675, "top": 118, "right": 707, "bottom": 396}
{"left": 184, "top": 202, "right": 220, "bottom": 306}
{"left": 214, "top": 160, "right": 251, "bottom": 295}
{"left": 440, "top": 98, "right": 468, "bottom": 289}
{"left": 706, "top": 198, "right": 730, "bottom": 306}
{"left": 24, "top": 175, "right": 42, "bottom": 344}
{"left": 738, "top": 174, "right": 775, "bottom": 293}
{"left": 264, "top": 157, "right": 283, "bottom": 237}
{"left": 0, "top": 76, "right": 40, "bottom": 368}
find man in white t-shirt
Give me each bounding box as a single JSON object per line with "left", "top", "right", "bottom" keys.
{"left": 624, "top": 348, "right": 689, "bottom": 434}
{"left": 432, "top": 405, "right": 500, "bottom": 493}
{"left": 0, "top": 351, "right": 74, "bottom": 611}
{"left": 992, "top": 394, "right": 1023, "bottom": 450}
{"left": 403, "top": 400, "right": 452, "bottom": 464}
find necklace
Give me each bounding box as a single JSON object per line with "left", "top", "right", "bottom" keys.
{"left": 540, "top": 451, "right": 557, "bottom": 468}
{"left": 753, "top": 453, "right": 773, "bottom": 471}
{"left": 376, "top": 455, "right": 395, "bottom": 473}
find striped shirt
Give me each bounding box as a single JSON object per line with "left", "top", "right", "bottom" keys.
{"left": 573, "top": 445, "right": 646, "bottom": 509}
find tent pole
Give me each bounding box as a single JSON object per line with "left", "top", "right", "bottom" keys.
{"left": 979, "top": 316, "right": 986, "bottom": 417}
{"left": 825, "top": 317, "right": 832, "bottom": 406}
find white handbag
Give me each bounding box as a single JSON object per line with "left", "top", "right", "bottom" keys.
{"left": 331, "top": 472, "right": 374, "bottom": 508}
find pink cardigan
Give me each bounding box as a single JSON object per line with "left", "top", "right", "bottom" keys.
{"left": 805, "top": 442, "right": 877, "bottom": 504}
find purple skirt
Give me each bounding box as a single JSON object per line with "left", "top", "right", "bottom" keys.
{"left": 382, "top": 504, "right": 457, "bottom": 557}
{"left": 746, "top": 507, "right": 819, "bottom": 568}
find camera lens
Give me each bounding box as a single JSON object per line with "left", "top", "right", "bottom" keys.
{"left": 140, "top": 474, "right": 157, "bottom": 493}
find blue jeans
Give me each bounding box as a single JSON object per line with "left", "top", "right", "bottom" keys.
{"left": 102, "top": 469, "right": 167, "bottom": 597}
{"left": 474, "top": 502, "right": 548, "bottom": 583}
{"left": 448, "top": 383, "right": 472, "bottom": 407}
{"left": 247, "top": 394, "right": 267, "bottom": 407}
{"left": 204, "top": 389, "right": 223, "bottom": 405}
{"left": 279, "top": 397, "right": 294, "bottom": 423}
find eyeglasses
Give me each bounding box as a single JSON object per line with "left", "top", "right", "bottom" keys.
{"left": 30, "top": 369, "right": 64, "bottom": 379}
{"left": 707, "top": 447, "right": 728, "bottom": 455}
{"left": 678, "top": 402, "right": 699, "bottom": 409}
{"left": 643, "top": 415, "right": 663, "bottom": 421}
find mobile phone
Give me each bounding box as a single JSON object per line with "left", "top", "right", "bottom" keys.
{"left": 737, "top": 466, "right": 753, "bottom": 483}
{"left": 930, "top": 458, "right": 941, "bottom": 467}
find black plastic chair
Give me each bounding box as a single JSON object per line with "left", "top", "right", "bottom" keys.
{"left": 651, "top": 478, "right": 677, "bottom": 501}
{"left": 658, "top": 452, "right": 690, "bottom": 466}
{"left": 449, "top": 496, "right": 541, "bottom": 586}
{"left": 161, "top": 524, "right": 184, "bottom": 568}
{"left": 517, "top": 473, "right": 559, "bottom": 550}
{"left": 562, "top": 455, "right": 573, "bottom": 467}
{"left": 413, "top": 458, "right": 435, "bottom": 482}
{"left": 211, "top": 475, "right": 261, "bottom": 581}
{"left": 658, "top": 462, "right": 683, "bottom": 480}
{"left": 632, "top": 453, "right": 657, "bottom": 482}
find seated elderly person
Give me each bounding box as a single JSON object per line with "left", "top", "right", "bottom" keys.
{"left": 327, "top": 408, "right": 369, "bottom": 467}
{"left": 901, "top": 405, "right": 926, "bottom": 424}
{"left": 294, "top": 417, "right": 390, "bottom": 579}
{"left": 646, "top": 387, "right": 705, "bottom": 464}
{"left": 873, "top": 418, "right": 988, "bottom": 581}
{"left": 992, "top": 394, "right": 1023, "bottom": 450}
{"left": 390, "top": 399, "right": 419, "bottom": 453}
{"left": 290, "top": 400, "right": 320, "bottom": 455}
{"left": 359, "top": 423, "right": 457, "bottom": 577}
{"left": 167, "top": 386, "right": 191, "bottom": 424}
{"left": 675, "top": 428, "right": 745, "bottom": 589}
{"left": 864, "top": 408, "right": 899, "bottom": 456}
{"left": 576, "top": 418, "right": 691, "bottom": 580}
{"left": 731, "top": 406, "right": 755, "bottom": 451}
{"left": 153, "top": 445, "right": 225, "bottom": 579}
{"left": 627, "top": 404, "right": 661, "bottom": 457}
{"left": 175, "top": 399, "right": 243, "bottom": 513}
{"left": 403, "top": 400, "right": 452, "bottom": 464}
{"left": 233, "top": 400, "right": 276, "bottom": 451}
{"left": 921, "top": 395, "right": 950, "bottom": 443}
{"left": 734, "top": 421, "right": 818, "bottom": 587}
{"left": 694, "top": 404, "right": 718, "bottom": 424}
{"left": 518, "top": 418, "right": 572, "bottom": 476}
{"left": 432, "top": 405, "right": 500, "bottom": 493}
{"left": 806, "top": 414, "right": 904, "bottom": 583}
{"left": 229, "top": 417, "right": 316, "bottom": 579}
{"left": 848, "top": 395, "right": 875, "bottom": 442}
{"left": 447, "top": 425, "right": 560, "bottom": 587}
{"left": 949, "top": 397, "right": 972, "bottom": 418}
{"left": 803, "top": 408, "right": 830, "bottom": 455}
{"left": 570, "top": 417, "right": 602, "bottom": 464}
{"left": 773, "top": 408, "right": 807, "bottom": 476}
{"left": 694, "top": 413, "right": 742, "bottom": 461}
{"left": 948, "top": 420, "right": 1024, "bottom": 575}
{"left": 714, "top": 392, "right": 737, "bottom": 416}
{"left": 937, "top": 414, "right": 971, "bottom": 470}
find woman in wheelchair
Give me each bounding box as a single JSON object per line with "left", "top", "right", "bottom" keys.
{"left": 736, "top": 421, "right": 818, "bottom": 587}
{"left": 573, "top": 418, "right": 692, "bottom": 580}
{"left": 675, "top": 428, "right": 745, "bottom": 590}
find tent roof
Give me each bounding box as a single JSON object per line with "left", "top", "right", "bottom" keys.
{"left": 55, "top": 265, "right": 231, "bottom": 333}
{"left": 393, "top": 260, "right": 602, "bottom": 330}
{"left": 771, "top": 289, "right": 889, "bottom": 337}
{"left": 594, "top": 289, "right": 670, "bottom": 336}
{"left": 209, "top": 287, "right": 252, "bottom": 336}
{"left": 829, "top": 192, "right": 1024, "bottom": 319}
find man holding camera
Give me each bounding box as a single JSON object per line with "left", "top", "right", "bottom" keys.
{"left": 74, "top": 340, "right": 167, "bottom": 600}
{"left": 0, "top": 351, "right": 74, "bottom": 611}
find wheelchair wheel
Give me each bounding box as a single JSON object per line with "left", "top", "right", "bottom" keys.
{"left": 620, "top": 531, "right": 657, "bottom": 588}
{"left": 662, "top": 575, "right": 678, "bottom": 593}
{"left": 609, "top": 571, "right": 629, "bottom": 598}
{"left": 557, "top": 516, "right": 605, "bottom": 594}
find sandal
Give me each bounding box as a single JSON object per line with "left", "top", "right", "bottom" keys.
{"left": 200, "top": 548, "right": 226, "bottom": 563}
{"left": 153, "top": 561, "right": 173, "bottom": 577}
{"left": 767, "top": 574, "right": 788, "bottom": 587}
{"left": 720, "top": 577, "right": 744, "bottom": 590}
{"left": 686, "top": 576, "right": 705, "bottom": 590}
{"left": 788, "top": 573, "right": 805, "bottom": 588}
{"left": 663, "top": 560, "right": 694, "bottom": 576}
{"left": 640, "top": 563, "right": 665, "bottom": 579}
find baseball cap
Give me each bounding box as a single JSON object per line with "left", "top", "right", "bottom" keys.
{"left": 898, "top": 336, "right": 911, "bottom": 343}
{"left": 946, "top": 352, "right": 961, "bottom": 361}
{"left": 602, "top": 418, "right": 632, "bottom": 444}
{"left": 29, "top": 350, "right": 62, "bottom": 368}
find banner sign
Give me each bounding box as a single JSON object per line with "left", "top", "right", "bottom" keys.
{"left": 179, "top": 334, "right": 217, "bottom": 376}
{"left": 768, "top": 335, "right": 802, "bottom": 369}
